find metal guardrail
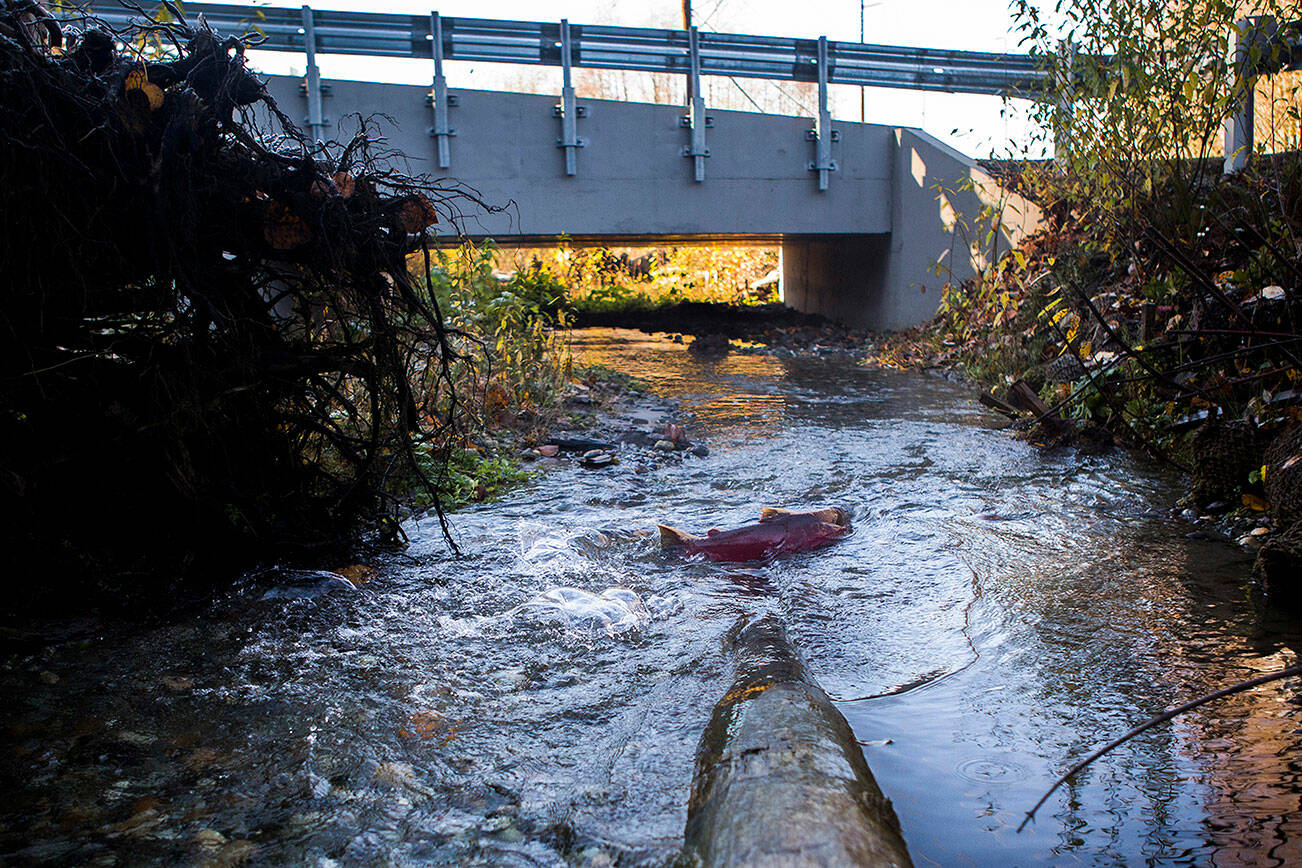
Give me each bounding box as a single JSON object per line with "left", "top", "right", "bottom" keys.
{"left": 64, "top": 4, "right": 1295, "bottom": 181}
{"left": 71, "top": 1, "right": 1052, "bottom": 97}
{"left": 1254, "top": 18, "right": 1302, "bottom": 74}
{"left": 66, "top": 1, "right": 1060, "bottom": 185}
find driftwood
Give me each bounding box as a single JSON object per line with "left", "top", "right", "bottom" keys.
{"left": 1008, "top": 379, "right": 1056, "bottom": 418}
{"left": 979, "top": 391, "right": 1020, "bottom": 419}
{"left": 686, "top": 616, "right": 913, "bottom": 866}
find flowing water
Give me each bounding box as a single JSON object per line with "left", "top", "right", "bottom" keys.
{"left": 3, "top": 327, "right": 1301, "bottom": 866}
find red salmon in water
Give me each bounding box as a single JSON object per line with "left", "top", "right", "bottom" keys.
{"left": 658, "top": 507, "right": 851, "bottom": 563}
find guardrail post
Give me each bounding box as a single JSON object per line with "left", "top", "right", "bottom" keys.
{"left": 1223, "top": 17, "right": 1259, "bottom": 174}
{"left": 300, "top": 5, "right": 328, "bottom": 143}
{"left": 807, "top": 36, "right": 838, "bottom": 191}
{"left": 428, "top": 11, "right": 455, "bottom": 169}
{"left": 555, "top": 19, "right": 586, "bottom": 176}
{"left": 1053, "top": 39, "right": 1075, "bottom": 163}
{"left": 679, "top": 26, "right": 711, "bottom": 182}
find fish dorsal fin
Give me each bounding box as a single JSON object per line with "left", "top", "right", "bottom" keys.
{"left": 760, "top": 508, "right": 791, "bottom": 522}
{"left": 658, "top": 524, "right": 695, "bottom": 548}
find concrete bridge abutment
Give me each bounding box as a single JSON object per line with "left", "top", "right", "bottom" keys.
{"left": 783, "top": 130, "right": 1044, "bottom": 332}
{"left": 781, "top": 235, "right": 890, "bottom": 330}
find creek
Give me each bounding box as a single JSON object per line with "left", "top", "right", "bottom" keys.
{"left": 3, "top": 328, "right": 1300, "bottom": 866}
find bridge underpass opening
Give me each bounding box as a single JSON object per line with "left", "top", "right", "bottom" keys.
{"left": 455, "top": 237, "right": 785, "bottom": 311}
{"left": 459, "top": 234, "right": 898, "bottom": 328}
{"left": 248, "top": 74, "right": 1048, "bottom": 330}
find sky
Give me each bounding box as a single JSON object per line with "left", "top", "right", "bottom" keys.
{"left": 208, "top": 0, "right": 1051, "bottom": 157}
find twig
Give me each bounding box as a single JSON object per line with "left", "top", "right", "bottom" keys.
{"left": 1018, "top": 663, "right": 1302, "bottom": 832}
{"left": 1142, "top": 223, "right": 1302, "bottom": 371}
{"left": 1067, "top": 276, "right": 1198, "bottom": 399}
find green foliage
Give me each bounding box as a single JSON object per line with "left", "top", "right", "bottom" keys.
{"left": 412, "top": 445, "right": 533, "bottom": 511}
{"left": 512, "top": 242, "right": 779, "bottom": 314}
{"left": 882, "top": 5, "right": 1300, "bottom": 471}
{"left": 1011, "top": 0, "right": 1299, "bottom": 253}
{"left": 570, "top": 282, "right": 660, "bottom": 315}
{"left": 416, "top": 240, "right": 573, "bottom": 424}
{"left": 404, "top": 241, "right": 580, "bottom": 510}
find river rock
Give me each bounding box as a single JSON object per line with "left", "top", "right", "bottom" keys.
{"left": 684, "top": 616, "right": 912, "bottom": 867}
{"left": 259, "top": 571, "right": 357, "bottom": 601}
{"left": 160, "top": 675, "right": 193, "bottom": 692}
{"left": 545, "top": 436, "right": 618, "bottom": 452}
{"left": 688, "top": 333, "right": 732, "bottom": 356}
{"left": 617, "top": 429, "right": 660, "bottom": 448}
{"left": 653, "top": 439, "right": 676, "bottom": 452}
{"left": 195, "top": 829, "right": 227, "bottom": 850}
{"left": 580, "top": 450, "right": 617, "bottom": 468}
{"left": 206, "top": 839, "right": 257, "bottom": 866}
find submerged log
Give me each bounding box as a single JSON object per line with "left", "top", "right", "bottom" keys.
{"left": 684, "top": 616, "right": 913, "bottom": 867}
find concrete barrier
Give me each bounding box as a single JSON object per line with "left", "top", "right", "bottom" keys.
{"left": 684, "top": 616, "right": 913, "bottom": 867}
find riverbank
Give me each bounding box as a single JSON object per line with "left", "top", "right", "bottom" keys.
{"left": 571, "top": 299, "right": 873, "bottom": 355}
{"left": 861, "top": 188, "right": 1302, "bottom": 602}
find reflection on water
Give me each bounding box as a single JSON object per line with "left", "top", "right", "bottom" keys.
{"left": 2, "top": 327, "right": 1300, "bottom": 866}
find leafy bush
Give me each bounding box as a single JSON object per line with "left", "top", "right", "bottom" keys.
{"left": 412, "top": 240, "right": 573, "bottom": 439}
{"left": 1011, "top": 0, "right": 1300, "bottom": 255}
{"left": 919, "top": 2, "right": 1302, "bottom": 448}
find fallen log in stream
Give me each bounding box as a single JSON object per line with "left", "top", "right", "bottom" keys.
{"left": 684, "top": 615, "right": 913, "bottom": 867}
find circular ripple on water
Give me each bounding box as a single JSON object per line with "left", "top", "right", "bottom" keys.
{"left": 955, "top": 757, "right": 1029, "bottom": 784}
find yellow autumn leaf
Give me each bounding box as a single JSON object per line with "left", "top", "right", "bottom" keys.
{"left": 1242, "top": 493, "right": 1268, "bottom": 511}
{"left": 333, "top": 171, "right": 356, "bottom": 199}
{"left": 335, "top": 564, "right": 375, "bottom": 585}
{"left": 125, "top": 66, "right": 164, "bottom": 111}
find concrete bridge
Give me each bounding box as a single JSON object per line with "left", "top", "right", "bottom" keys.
{"left": 262, "top": 78, "right": 1041, "bottom": 330}
{"left": 86, "top": 2, "right": 1049, "bottom": 330}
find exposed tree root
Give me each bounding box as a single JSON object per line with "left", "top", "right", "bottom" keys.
{"left": 0, "top": 3, "right": 494, "bottom": 600}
